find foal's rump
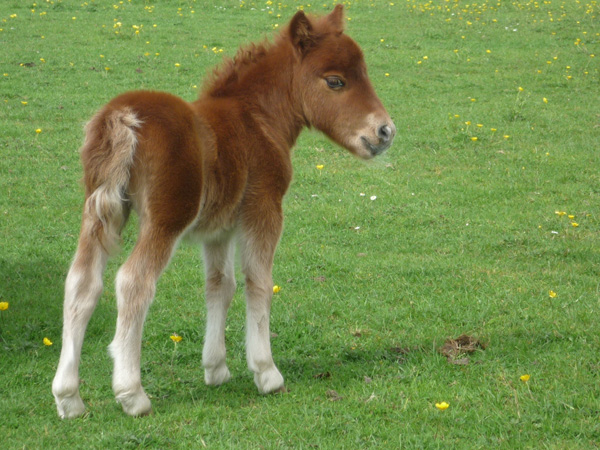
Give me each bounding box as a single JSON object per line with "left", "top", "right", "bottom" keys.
{"left": 80, "top": 91, "right": 205, "bottom": 249}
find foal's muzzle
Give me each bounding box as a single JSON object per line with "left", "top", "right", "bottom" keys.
{"left": 362, "top": 122, "right": 396, "bottom": 156}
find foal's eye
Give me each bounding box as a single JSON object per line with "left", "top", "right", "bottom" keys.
{"left": 325, "top": 76, "right": 345, "bottom": 90}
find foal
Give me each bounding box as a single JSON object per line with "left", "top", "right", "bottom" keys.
{"left": 52, "top": 5, "right": 395, "bottom": 418}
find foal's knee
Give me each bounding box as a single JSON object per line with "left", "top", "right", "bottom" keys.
{"left": 244, "top": 275, "right": 272, "bottom": 297}
{"left": 206, "top": 270, "right": 236, "bottom": 304}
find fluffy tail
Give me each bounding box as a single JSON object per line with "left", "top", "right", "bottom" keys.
{"left": 80, "top": 107, "right": 142, "bottom": 254}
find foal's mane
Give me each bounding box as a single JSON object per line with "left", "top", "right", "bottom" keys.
{"left": 202, "top": 10, "right": 344, "bottom": 98}
{"left": 203, "top": 35, "right": 284, "bottom": 98}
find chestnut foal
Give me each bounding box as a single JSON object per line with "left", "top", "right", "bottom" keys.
{"left": 52, "top": 5, "right": 395, "bottom": 418}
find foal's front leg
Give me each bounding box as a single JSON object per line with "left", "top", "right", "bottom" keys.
{"left": 202, "top": 238, "right": 236, "bottom": 386}
{"left": 240, "top": 218, "right": 285, "bottom": 394}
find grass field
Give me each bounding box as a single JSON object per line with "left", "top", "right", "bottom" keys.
{"left": 1, "top": 0, "right": 599, "bottom": 448}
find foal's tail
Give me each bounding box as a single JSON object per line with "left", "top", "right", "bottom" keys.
{"left": 80, "top": 106, "right": 142, "bottom": 254}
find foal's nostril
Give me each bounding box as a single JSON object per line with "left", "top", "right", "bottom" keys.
{"left": 378, "top": 124, "right": 394, "bottom": 143}
{"left": 362, "top": 123, "right": 396, "bottom": 156}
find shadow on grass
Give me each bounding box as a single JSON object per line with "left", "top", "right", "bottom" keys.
{"left": 145, "top": 340, "right": 434, "bottom": 412}
{"left": 0, "top": 255, "right": 70, "bottom": 352}
{"left": 277, "top": 341, "right": 431, "bottom": 387}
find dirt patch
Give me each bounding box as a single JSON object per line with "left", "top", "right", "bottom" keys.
{"left": 439, "top": 334, "right": 486, "bottom": 365}
{"left": 313, "top": 371, "right": 332, "bottom": 380}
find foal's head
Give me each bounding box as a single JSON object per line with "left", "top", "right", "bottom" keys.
{"left": 289, "top": 5, "right": 396, "bottom": 159}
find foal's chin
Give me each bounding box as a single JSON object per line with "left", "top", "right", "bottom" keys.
{"left": 345, "top": 138, "right": 392, "bottom": 160}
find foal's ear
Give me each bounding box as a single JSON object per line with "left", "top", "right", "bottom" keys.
{"left": 289, "top": 11, "right": 315, "bottom": 55}
{"left": 327, "top": 4, "right": 345, "bottom": 34}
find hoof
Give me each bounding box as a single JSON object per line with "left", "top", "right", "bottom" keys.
{"left": 254, "top": 367, "right": 285, "bottom": 394}
{"left": 204, "top": 363, "right": 232, "bottom": 386}
{"left": 115, "top": 389, "right": 152, "bottom": 417}
{"left": 55, "top": 393, "right": 86, "bottom": 419}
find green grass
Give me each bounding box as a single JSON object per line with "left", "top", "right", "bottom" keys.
{"left": 1, "top": 0, "right": 599, "bottom": 448}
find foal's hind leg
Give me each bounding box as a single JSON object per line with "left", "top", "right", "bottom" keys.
{"left": 202, "top": 236, "right": 236, "bottom": 386}
{"left": 108, "top": 228, "right": 178, "bottom": 416}
{"left": 239, "top": 214, "right": 285, "bottom": 394}
{"left": 52, "top": 219, "right": 109, "bottom": 418}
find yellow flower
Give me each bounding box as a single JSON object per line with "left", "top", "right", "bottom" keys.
{"left": 385, "top": 73, "right": 390, "bottom": 77}
{"left": 520, "top": 374, "right": 530, "bottom": 382}
{"left": 568, "top": 215, "right": 575, "bottom": 219}
{"left": 21, "top": 101, "right": 28, "bottom": 105}
{"left": 0, "top": 302, "right": 8, "bottom": 311}
{"left": 43, "top": 337, "right": 53, "bottom": 346}
{"left": 316, "top": 165, "right": 324, "bottom": 170}
{"left": 571, "top": 222, "right": 579, "bottom": 227}
{"left": 35, "top": 128, "right": 42, "bottom": 134}
{"left": 170, "top": 334, "right": 182, "bottom": 343}
{"left": 549, "top": 290, "right": 557, "bottom": 298}
{"left": 435, "top": 402, "right": 450, "bottom": 410}
{"left": 175, "top": 63, "right": 181, "bottom": 67}
{"left": 273, "top": 285, "right": 281, "bottom": 294}
{"left": 518, "top": 86, "right": 524, "bottom": 92}
{"left": 471, "top": 137, "right": 478, "bottom": 141}
{"left": 555, "top": 211, "right": 566, "bottom": 217}
{"left": 543, "top": 97, "right": 548, "bottom": 103}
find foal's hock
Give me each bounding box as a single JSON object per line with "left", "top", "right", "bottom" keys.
{"left": 52, "top": 5, "right": 395, "bottom": 418}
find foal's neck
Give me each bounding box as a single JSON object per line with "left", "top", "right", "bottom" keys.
{"left": 255, "top": 53, "right": 306, "bottom": 149}
{"left": 202, "top": 40, "right": 306, "bottom": 152}
{"left": 250, "top": 48, "right": 305, "bottom": 151}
